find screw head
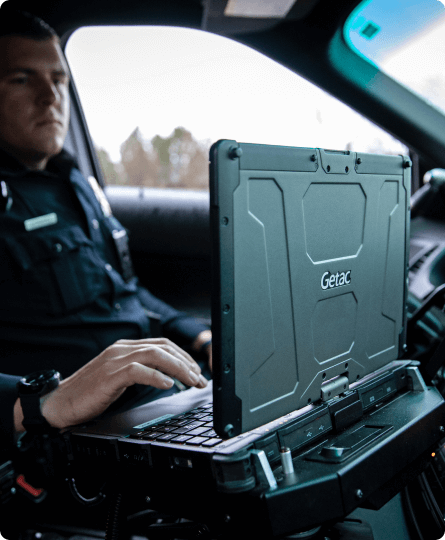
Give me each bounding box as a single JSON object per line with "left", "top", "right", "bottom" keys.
{"left": 355, "top": 489, "right": 364, "bottom": 499}
{"left": 229, "top": 147, "right": 243, "bottom": 160}
{"left": 440, "top": 426, "right": 444, "bottom": 433}
{"left": 145, "top": 496, "right": 151, "bottom": 503}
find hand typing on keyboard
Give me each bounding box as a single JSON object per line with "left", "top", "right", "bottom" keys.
{"left": 14, "top": 338, "right": 208, "bottom": 433}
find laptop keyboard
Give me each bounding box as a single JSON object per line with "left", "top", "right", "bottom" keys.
{"left": 130, "top": 404, "right": 223, "bottom": 447}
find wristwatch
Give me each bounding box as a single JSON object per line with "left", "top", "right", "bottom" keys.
{"left": 17, "top": 370, "right": 61, "bottom": 433}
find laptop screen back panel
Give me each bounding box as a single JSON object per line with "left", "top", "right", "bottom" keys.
{"left": 210, "top": 141, "right": 410, "bottom": 438}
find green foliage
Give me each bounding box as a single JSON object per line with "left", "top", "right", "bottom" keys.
{"left": 119, "top": 127, "right": 159, "bottom": 187}
{"left": 96, "top": 126, "right": 210, "bottom": 190}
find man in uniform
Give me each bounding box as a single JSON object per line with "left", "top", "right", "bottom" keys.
{"left": 0, "top": 8, "right": 212, "bottom": 409}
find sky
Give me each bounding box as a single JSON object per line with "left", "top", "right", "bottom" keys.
{"left": 381, "top": 15, "right": 445, "bottom": 111}
{"left": 65, "top": 25, "right": 408, "bottom": 162}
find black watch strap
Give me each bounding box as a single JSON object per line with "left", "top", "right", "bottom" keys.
{"left": 20, "top": 393, "right": 55, "bottom": 433}
{"left": 18, "top": 370, "right": 61, "bottom": 434}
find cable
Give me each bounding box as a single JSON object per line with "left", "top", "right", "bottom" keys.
{"left": 66, "top": 475, "right": 107, "bottom": 507}
{"left": 105, "top": 491, "right": 127, "bottom": 540}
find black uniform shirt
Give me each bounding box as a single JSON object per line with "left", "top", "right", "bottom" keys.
{"left": 0, "top": 149, "right": 207, "bottom": 378}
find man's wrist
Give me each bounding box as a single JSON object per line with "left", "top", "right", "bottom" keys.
{"left": 13, "top": 397, "right": 25, "bottom": 434}
{"left": 17, "top": 370, "right": 62, "bottom": 434}
{"left": 39, "top": 389, "right": 63, "bottom": 430}
{"left": 14, "top": 388, "right": 61, "bottom": 434}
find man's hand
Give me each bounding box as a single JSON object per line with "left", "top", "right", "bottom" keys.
{"left": 13, "top": 338, "right": 207, "bottom": 433}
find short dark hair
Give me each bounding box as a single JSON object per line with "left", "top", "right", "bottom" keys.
{"left": 0, "top": 5, "right": 59, "bottom": 41}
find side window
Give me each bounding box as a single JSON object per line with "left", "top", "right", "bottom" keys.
{"left": 66, "top": 26, "right": 408, "bottom": 191}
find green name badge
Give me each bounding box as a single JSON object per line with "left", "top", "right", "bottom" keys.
{"left": 24, "top": 213, "right": 58, "bottom": 231}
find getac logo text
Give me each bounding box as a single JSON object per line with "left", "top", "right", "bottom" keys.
{"left": 321, "top": 271, "right": 351, "bottom": 290}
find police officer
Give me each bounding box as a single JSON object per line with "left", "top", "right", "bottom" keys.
{"left": 0, "top": 8, "right": 212, "bottom": 408}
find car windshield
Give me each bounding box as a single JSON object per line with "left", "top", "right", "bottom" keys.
{"left": 344, "top": 0, "right": 445, "bottom": 115}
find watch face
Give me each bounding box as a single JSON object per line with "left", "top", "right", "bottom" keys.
{"left": 19, "top": 370, "right": 61, "bottom": 395}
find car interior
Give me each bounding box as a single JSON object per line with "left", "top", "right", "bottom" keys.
{"left": 3, "top": 0, "right": 445, "bottom": 539}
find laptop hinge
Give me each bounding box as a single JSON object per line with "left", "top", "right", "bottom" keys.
{"left": 321, "top": 375, "right": 349, "bottom": 402}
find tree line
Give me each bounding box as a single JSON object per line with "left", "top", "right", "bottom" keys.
{"left": 96, "top": 126, "right": 211, "bottom": 190}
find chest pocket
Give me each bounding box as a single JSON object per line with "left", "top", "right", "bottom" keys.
{"left": 2, "top": 225, "right": 110, "bottom": 316}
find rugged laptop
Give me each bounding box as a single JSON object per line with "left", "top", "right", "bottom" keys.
{"left": 210, "top": 141, "right": 409, "bottom": 438}
{"left": 70, "top": 142, "right": 445, "bottom": 535}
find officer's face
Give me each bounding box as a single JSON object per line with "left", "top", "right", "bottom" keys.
{"left": 0, "top": 36, "right": 70, "bottom": 170}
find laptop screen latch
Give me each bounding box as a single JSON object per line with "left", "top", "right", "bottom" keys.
{"left": 321, "top": 375, "right": 349, "bottom": 402}
{"left": 406, "top": 366, "right": 428, "bottom": 392}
